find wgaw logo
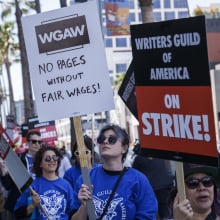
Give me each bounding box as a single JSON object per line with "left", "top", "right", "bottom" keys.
{"left": 35, "top": 15, "right": 90, "bottom": 54}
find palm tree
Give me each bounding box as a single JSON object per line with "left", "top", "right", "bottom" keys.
{"left": 34, "top": 0, "right": 41, "bottom": 13}
{"left": 0, "top": 21, "right": 18, "bottom": 117}
{"left": 138, "top": 0, "right": 154, "bottom": 23}
{"left": 1, "top": 0, "right": 37, "bottom": 122}
{"left": 60, "top": 0, "right": 67, "bottom": 7}
{"left": 15, "top": 0, "right": 35, "bottom": 121}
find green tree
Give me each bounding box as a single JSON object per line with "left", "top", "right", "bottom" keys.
{"left": 193, "top": 5, "right": 220, "bottom": 18}
{"left": 1, "top": 0, "right": 38, "bottom": 122}
{"left": 15, "top": 0, "right": 36, "bottom": 121}
{"left": 0, "top": 21, "right": 18, "bottom": 117}
{"left": 114, "top": 72, "right": 125, "bottom": 90}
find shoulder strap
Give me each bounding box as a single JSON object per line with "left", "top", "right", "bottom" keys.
{"left": 98, "top": 167, "right": 128, "bottom": 220}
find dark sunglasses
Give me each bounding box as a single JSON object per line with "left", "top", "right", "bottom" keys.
{"left": 29, "top": 139, "right": 43, "bottom": 145}
{"left": 97, "top": 135, "right": 118, "bottom": 145}
{"left": 185, "top": 176, "right": 214, "bottom": 189}
{"left": 74, "top": 150, "right": 90, "bottom": 156}
{"left": 44, "top": 155, "right": 59, "bottom": 162}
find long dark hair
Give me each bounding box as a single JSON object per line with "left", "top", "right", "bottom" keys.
{"left": 72, "top": 135, "right": 100, "bottom": 166}
{"left": 32, "top": 146, "right": 62, "bottom": 177}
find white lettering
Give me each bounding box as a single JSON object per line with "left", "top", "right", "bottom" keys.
{"left": 141, "top": 113, "right": 210, "bottom": 142}
{"left": 150, "top": 67, "right": 190, "bottom": 80}
{"left": 38, "top": 25, "right": 85, "bottom": 44}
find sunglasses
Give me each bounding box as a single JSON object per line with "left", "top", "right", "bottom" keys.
{"left": 44, "top": 155, "right": 59, "bottom": 162}
{"left": 185, "top": 176, "right": 214, "bottom": 189}
{"left": 29, "top": 139, "right": 43, "bottom": 145}
{"left": 97, "top": 135, "right": 118, "bottom": 145}
{"left": 74, "top": 150, "right": 90, "bottom": 156}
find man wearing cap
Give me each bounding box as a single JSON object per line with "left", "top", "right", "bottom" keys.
{"left": 173, "top": 163, "right": 220, "bottom": 220}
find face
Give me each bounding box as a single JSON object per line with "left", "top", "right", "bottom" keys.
{"left": 98, "top": 129, "right": 127, "bottom": 160}
{"left": 185, "top": 173, "right": 214, "bottom": 214}
{"left": 40, "top": 150, "right": 59, "bottom": 173}
{"left": 74, "top": 148, "right": 92, "bottom": 166}
{"left": 27, "top": 134, "right": 42, "bottom": 156}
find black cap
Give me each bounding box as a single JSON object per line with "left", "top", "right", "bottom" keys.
{"left": 183, "top": 163, "right": 218, "bottom": 178}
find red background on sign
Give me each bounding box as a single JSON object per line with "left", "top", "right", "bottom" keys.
{"left": 136, "top": 86, "right": 218, "bottom": 157}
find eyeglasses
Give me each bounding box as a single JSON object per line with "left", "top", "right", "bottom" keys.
{"left": 29, "top": 140, "right": 43, "bottom": 145}
{"left": 44, "top": 155, "right": 59, "bottom": 162}
{"left": 185, "top": 176, "right": 214, "bottom": 189}
{"left": 74, "top": 150, "right": 90, "bottom": 156}
{"left": 97, "top": 135, "right": 118, "bottom": 145}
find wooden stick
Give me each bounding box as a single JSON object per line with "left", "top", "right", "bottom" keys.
{"left": 73, "top": 116, "right": 96, "bottom": 220}
{"left": 29, "top": 186, "right": 50, "bottom": 220}
{"left": 175, "top": 161, "right": 186, "bottom": 201}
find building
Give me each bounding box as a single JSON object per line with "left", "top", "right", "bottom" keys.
{"left": 56, "top": 0, "right": 189, "bottom": 145}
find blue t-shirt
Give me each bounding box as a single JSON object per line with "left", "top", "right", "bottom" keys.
{"left": 14, "top": 176, "right": 75, "bottom": 220}
{"left": 73, "top": 166, "right": 158, "bottom": 220}
{"left": 63, "top": 163, "right": 100, "bottom": 189}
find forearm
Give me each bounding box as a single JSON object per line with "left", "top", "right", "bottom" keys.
{"left": 70, "top": 204, "right": 88, "bottom": 220}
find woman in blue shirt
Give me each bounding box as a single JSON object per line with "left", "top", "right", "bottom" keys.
{"left": 69, "top": 124, "right": 158, "bottom": 220}
{"left": 14, "top": 146, "right": 75, "bottom": 220}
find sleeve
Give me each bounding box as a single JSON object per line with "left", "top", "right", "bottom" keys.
{"left": 63, "top": 169, "right": 74, "bottom": 188}
{"left": 65, "top": 181, "right": 76, "bottom": 214}
{"left": 1, "top": 174, "right": 16, "bottom": 190}
{"left": 134, "top": 172, "right": 158, "bottom": 220}
{"left": 72, "top": 175, "right": 83, "bottom": 210}
{"left": 13, "top": 188, "right": 31, "bottom": 219}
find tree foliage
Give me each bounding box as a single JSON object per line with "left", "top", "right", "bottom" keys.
{"left": 193, "top": 6, "right": 220, "bottom": 18}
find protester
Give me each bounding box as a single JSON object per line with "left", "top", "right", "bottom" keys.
{"left": 14, "top": 146, "right": 75, "bottom": 219}
{"left": 171, "top": 163, "right": 220, "bottom": 220}
{"left": 60, "top": 145, "right": 72, "bottom": 161}
{"left": 58, "top": 147, "right": 72, "bottom": 178}
{"left": 63, "top": 135, "right": 100, "bottom": 189}
{"left": 0, "top": 129, "right": 42, "bottom": 220}
{"left": 131, "top": 140, "right": 174, "bottom": 220}
{"left": 69, "top": 124, "right": 158, "bottom": 220}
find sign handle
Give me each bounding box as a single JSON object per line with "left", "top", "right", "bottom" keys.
{"left": 73, "top": 116, "right": 96, "bottom": 220}
{"left": 29, "top": 186, "right": 51, "bottom": 220}
{"left": 175, "top": 161, "right": 186, "bottom": 201}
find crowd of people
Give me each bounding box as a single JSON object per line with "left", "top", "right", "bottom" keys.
{"left": 0, "top": 124, "right": 219, "bottom": 220}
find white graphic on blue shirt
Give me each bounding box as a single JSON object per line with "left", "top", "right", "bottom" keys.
{"left": 40, "top": 190, "right": 66, "bottom": 218}
{"left": 93, "top": 195, "right": 124, "bottom": 220}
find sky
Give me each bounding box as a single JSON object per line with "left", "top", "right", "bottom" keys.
{"left": 4, "top": 0, "right": 220, "bottom": 101}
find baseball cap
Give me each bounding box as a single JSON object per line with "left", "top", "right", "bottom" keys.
{"left": 183, "top": 163, "right": 218, "bottom": 178}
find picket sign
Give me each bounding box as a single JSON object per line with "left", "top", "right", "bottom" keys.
{"left": 0, "top": 125, "right": 50, "bottom": 219}
{"left": 73, "top": 116, "right": 96, "bottom": 220}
